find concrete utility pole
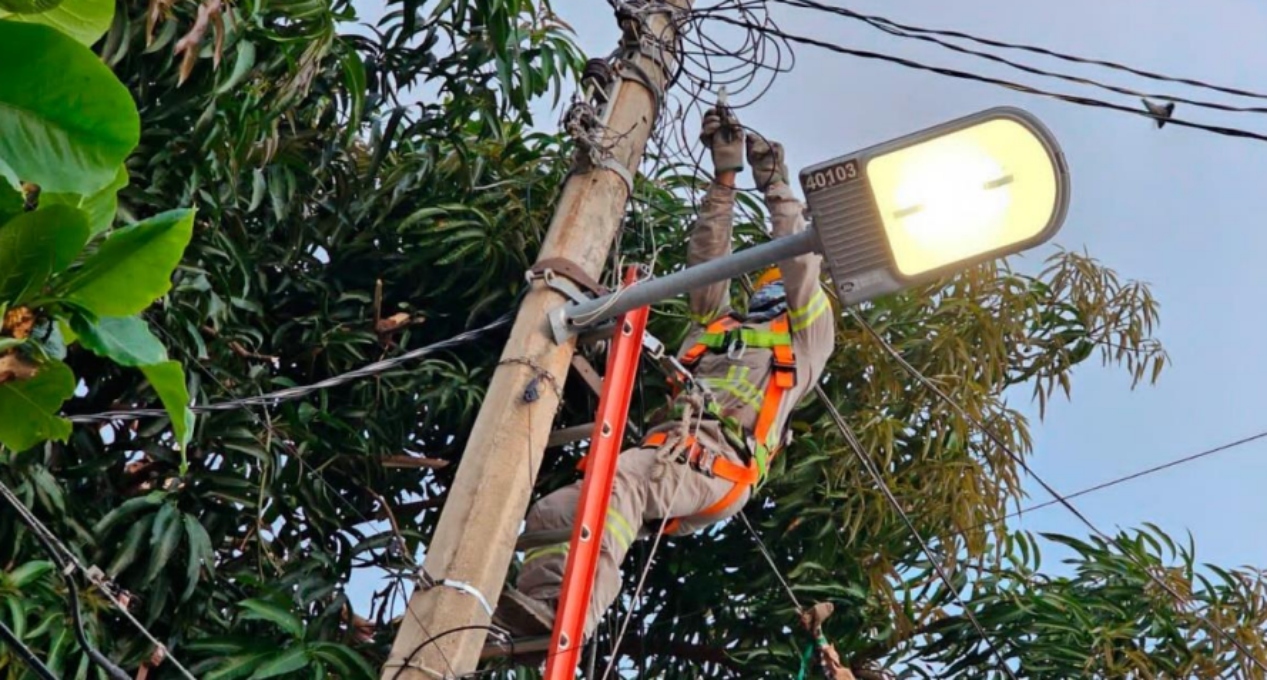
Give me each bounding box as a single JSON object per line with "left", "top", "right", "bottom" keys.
{"left": 380, "top": 2, "right": 691, "bottom": 677}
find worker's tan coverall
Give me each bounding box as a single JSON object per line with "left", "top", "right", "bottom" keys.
{"left": 515, "top": 178, "right": 837, "bottom": 637}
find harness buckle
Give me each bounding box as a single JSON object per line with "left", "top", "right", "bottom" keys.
{"left": 727, "top": 337, "right": 747, "bottom": 360}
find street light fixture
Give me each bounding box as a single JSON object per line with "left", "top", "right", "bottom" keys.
{"left": 801, "top": 106, "right": 1069, "bottom": 306}
{"left": 549, "top": 106, "right": 1070, "bottom": 341}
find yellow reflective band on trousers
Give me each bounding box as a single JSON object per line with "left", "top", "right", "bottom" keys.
{"left": 522, "top": 541, "right": 569, "bottom": 566}
{"left": 700, "top": 366, "right": 763, "bottom": 411}
{"left": 604, "top": 507, "right": 636, "bottom": 550}
{"left": 789, "top": 288, "right": 830, "bottom": 332}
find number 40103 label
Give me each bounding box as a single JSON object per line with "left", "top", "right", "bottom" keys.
{"left": 802, "top": 159, "right": 860, "bottom": 193}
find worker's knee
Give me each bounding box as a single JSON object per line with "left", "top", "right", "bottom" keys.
{"left": 525, "top": 483, "right": 579, "bottom": 531}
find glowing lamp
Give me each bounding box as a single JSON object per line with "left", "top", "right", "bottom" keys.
{"left": 800, "top": 107, "right": 1070, "bottom": 305}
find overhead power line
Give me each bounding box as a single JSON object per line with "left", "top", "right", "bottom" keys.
{"left": 816, "top": 383, "right": 1020, "bottom": 680}
{"left": 68, "top": 313, "right": 513, "bottom": 424}
{"left": 0, "top": 618, "right": 57, "bottom": 680}
{"left": 705, "top": 15, "right": 1267, "bottom": 144}
{"left": 777, "top": 0, "right": 1267, "bottom": 116}
{"left": 850, "top": 309, "right": 1267, "bottom": 675}
{"left": 0, "top": 480, "right": 196, "bottom": 680}
{"left": 770, "top": 0, "right": 1267, "bottom": 103}
{"left": 1006, "top": 429, "right": 1267, "bottom": 519}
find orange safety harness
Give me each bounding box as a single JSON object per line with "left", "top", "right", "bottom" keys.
{"left": 575, "top": 312, "right": 798, "bottom": 534}
{"left": 653, "top": 313, "right": 797, "bottom": 532}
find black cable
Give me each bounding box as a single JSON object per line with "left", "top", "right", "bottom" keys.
{"left": 850, "top": 309, "right": 1267, "bottom": 674}
{"left": 780, "top": 0, "right": 1267, "bottom": 116}
{"left": 772, "top": 0, "right": 1267, "bottom": 102}
{"left": 816, "top": 384, "right": 1021, "bottom": 680}
{"left": 68, "top": 312, "right": 514, "bottom": 423}
{"left": 0, "top": 618, "right": 58, "bottom": 680}
{"left": 706, "top": 16, "right": 1267, "bottom": 144}
{"left": 999, "top": 429, "right": 1267, "bottom": 521}
{"left": 0, "top": 485, "right": 130, "bottom": 680}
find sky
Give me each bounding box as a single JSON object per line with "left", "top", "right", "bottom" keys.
{"left": 346, "top": 0, "right": 1267, "bottom": 631}
{"left": 528, "top": 0, "right": 1267, "bottom": 573}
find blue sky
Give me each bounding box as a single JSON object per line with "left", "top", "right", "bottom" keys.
{"left": 537, "top": 0, "right": 1267, "bottom": 572}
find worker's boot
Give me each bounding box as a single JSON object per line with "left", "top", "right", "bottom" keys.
{"left": 492, "top": 588, "right": 556, "bottom": 639}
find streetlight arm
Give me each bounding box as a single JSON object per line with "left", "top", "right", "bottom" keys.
{"left": 549, "top": 227, "right": 822, "bottom": 343}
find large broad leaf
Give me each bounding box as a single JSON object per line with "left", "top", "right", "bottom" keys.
{"left": 140, "top": 360, "right": 193, "bottom": 453}
{"left": 0, "top": 183, "right": 21, "bottom": 224}
{"left": 0, "top": 205, "right": 89, "bottom": 304}
{"left": 0, "top": 0, "right": 115, "bottom": 47}
{"left": 0, "top": 359, "right": 73, "bottom": 451}
{"left": 70, "top": 314, "right": 168, "bottom": 366}
{"left": 56, "top": 208, "right": 194, "bottom": 315}
{"left": 0, "top": 0, "right": 63, "bottom": 13}
{"left": 41, "top": 165, "right": 128, "bottom": 235}
{"left": 0, "top": 22, "right": 138, "bottom": 194}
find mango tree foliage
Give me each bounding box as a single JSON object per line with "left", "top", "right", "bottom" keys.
{"left": 0, "top": 0, "right": 1264, "bottom": 678}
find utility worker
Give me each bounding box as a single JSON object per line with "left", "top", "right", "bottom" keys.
{"left": 495, "top": 107, "right": 837, "bottom": 641}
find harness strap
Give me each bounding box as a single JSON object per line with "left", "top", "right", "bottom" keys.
{"left": 640, "top": 431, "right": 758, "bottom": 534}
{"left": 750, "top": 315, "right": 796, "bottom": 477}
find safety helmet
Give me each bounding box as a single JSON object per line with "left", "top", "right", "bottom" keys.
{"left": 746, "top": 267, "right": 787, "bottom": 322}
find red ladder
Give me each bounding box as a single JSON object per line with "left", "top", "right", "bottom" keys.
{"left": 543, "top": 266, "right": 648, "bottom": 679}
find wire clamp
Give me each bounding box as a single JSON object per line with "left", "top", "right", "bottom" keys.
{"left": 419, "top": 571, "right": 495, "bottom": 619}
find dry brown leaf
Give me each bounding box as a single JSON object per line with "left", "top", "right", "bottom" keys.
{"left": 172, "top": 0, "right": 223, "bottom": 85}
{"left": 146, "top": 0, "right": 176, "bottom": 46}
{"left": 2, "top": 307, "right": 35, "bottom": 339}
{"left": 0, "top": 353, "right": 38, "bottom": 384}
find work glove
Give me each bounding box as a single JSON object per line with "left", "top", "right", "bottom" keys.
{"left": 699, "top": 107, "right": 744, "bottom": 175}
{"left": 747, "top": 132, "right": 788, "bottom": 192}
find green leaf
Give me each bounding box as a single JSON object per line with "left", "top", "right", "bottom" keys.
{"left": 205, "top": 653, "right": 270, "bottom": 680}
{"left": 7, "top": 560, "right": 54, "bottom": 588}
{"left": 238, "top": 599, "right": 304, "bottom": 638}
{"left": 0, "top": 0, "right": 63, "bottom": 13}
{"left": 92, "top": 491, "right": 165, "bottom": 534}
{"left": 140, "top": 360, "right": 193, "bottom": 456}
{"left": 0, "top": 22, "right": 136, "bottom": 193}
{"left": 56, "top": 208, "right": 194, "bottom": 315}
{"left": 250, "top": 646, "right": 309, "bottom": 679}
{"left": 41, "top": 165, "right": 128, "bottom": 235}
{"left": 0, "top": 205, "right": 89, "bottom": 304}
{"left": 181, "top": 514, "right": 211, "bottom": 602}
{"left": 0, "top": 0, "right": 114, "bottom": 46}
{"left": 107, "top": 511, "right": 154, "bottom": 578}
{"left": 309, "top": 643, "right": 376, "bottom": 680}
{"left": 143, "top": 502, "right": 181, "bottom": 585}
{"left": 0, "top": 183, "right": 21, "bottom": 224}
{"left": 71, "top": 314, "right": 168, "bottom": 367}
{"left": 0, "top": 359, "right": 73, "bottom": 451}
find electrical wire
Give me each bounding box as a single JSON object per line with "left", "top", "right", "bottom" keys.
{"left": 849, "top": 308, "right": 1267, "bottom": 674}
{"left": 736, "top": 510, "right": 803, "bottom": 612}
{"left": 704, "top": 15, "right": 1267, "bottom": 144}
{"left": 67, "top": 313, "right": 513, "bottom": 424}
{"left": 778, "top": 0, "right": 1267, "bottom": 116}
{"left": 0, "top": 480, "right": 189, "bottom": 680}
{"left": 770, "top": 0, "right": 1267, "bottom": 103}
{"left": 815, "top": 384, "right": 1020, "bottom": 680}
{"left": 0, "top": 617, "right": 58, "bottom": 680}
{"left": 999, "top": 429, "right": 1267, "bottom": 522}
